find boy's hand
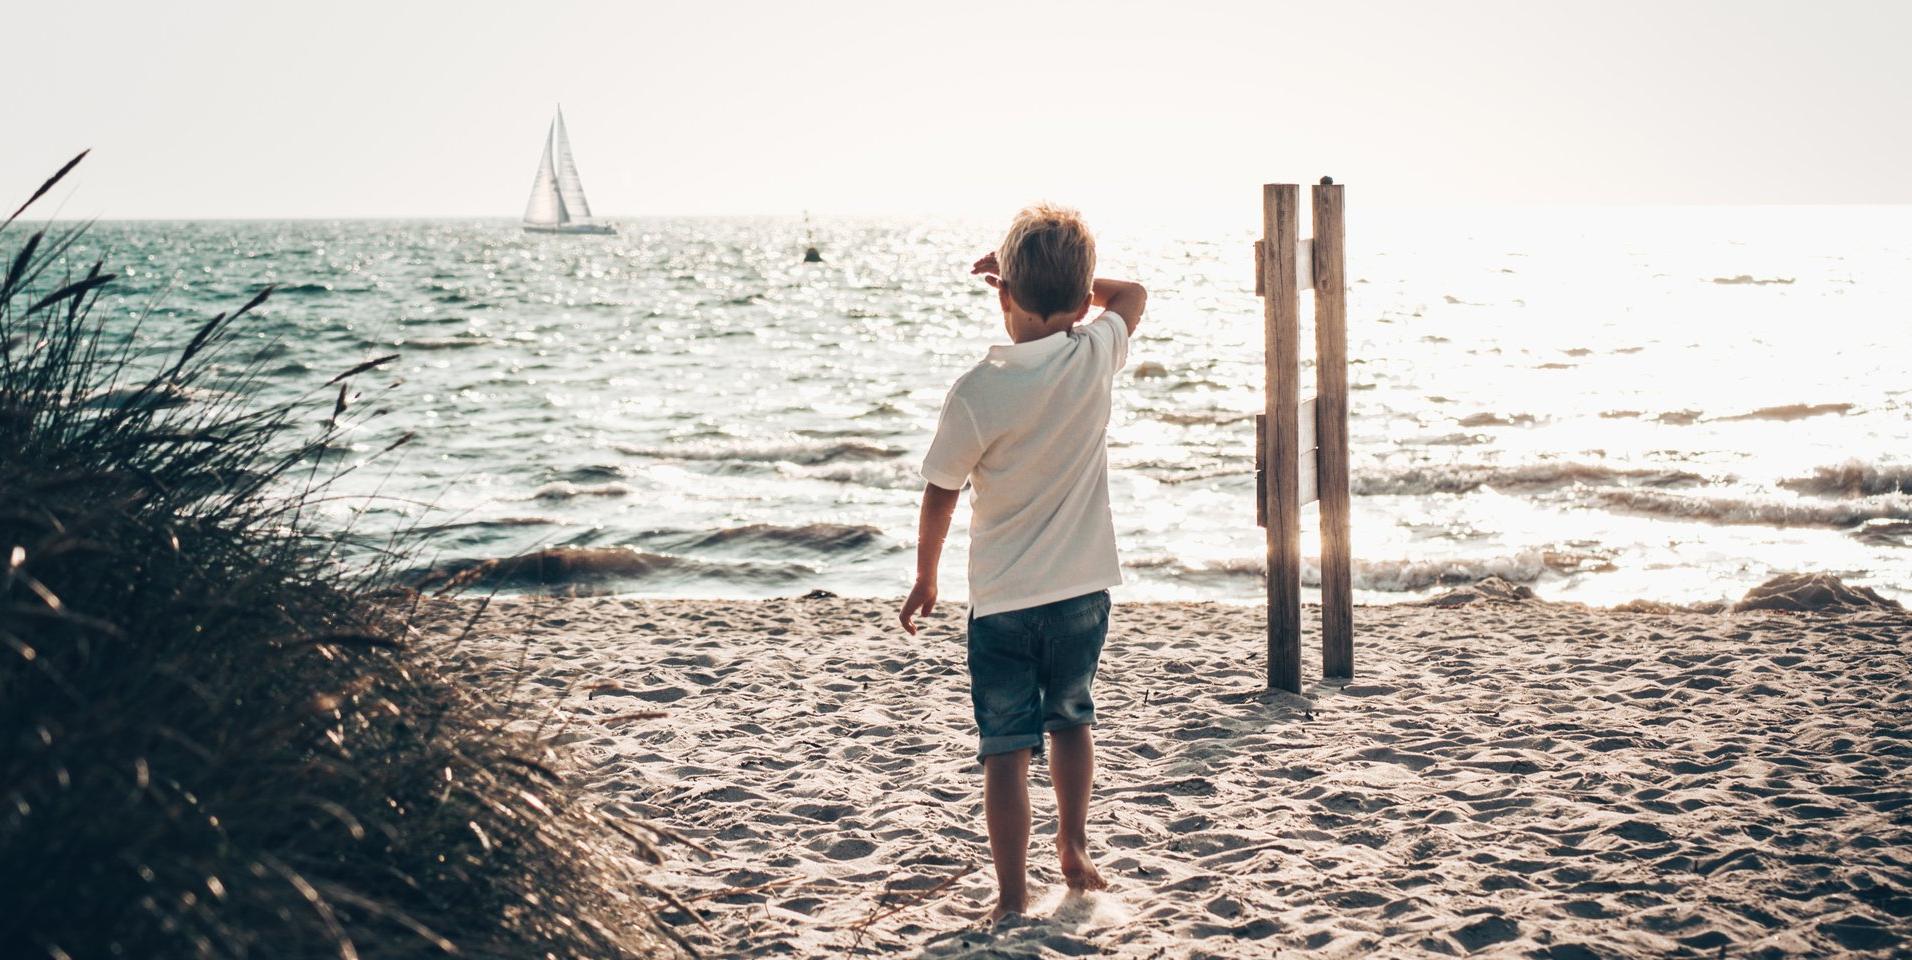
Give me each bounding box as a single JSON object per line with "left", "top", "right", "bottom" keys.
{"left": 899, "top": 579, "right": 938, "bottom": 635}
{"left": 971, "top": 252, "right": 1001, "bottom": 288}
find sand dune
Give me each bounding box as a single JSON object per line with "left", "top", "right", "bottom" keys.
{"left": 432, "top": 590, "right": 1911, "bottom": 957}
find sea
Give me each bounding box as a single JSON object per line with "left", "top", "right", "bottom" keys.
{"left": 63, "top": 206, "right": 1912, "bottom": 607}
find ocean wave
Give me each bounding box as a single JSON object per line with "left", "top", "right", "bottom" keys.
{"left": 415, "top": 515, "right": 563, "bottom": 534}
{"left": 1353, "top": 462, "right": 1706, "bottom": 496}
{"left": 558, "top": 463, "right": 628, "bottom": 482}
{"left": 1710, "top": 274, "right": 1794, "bottom": 286}
{"left": 1596, "top": 489, "right": 1912, "bottom": 528}
{"left": 1168, "top": 378, "right": 1231, "bottom": 392}
{"left": 642, "top": 521, "right": 890, "bottom": 556}
{"left": 617, "top": 437, "right": 905, "bottom": 466}
{"left": 411, "top": 546, "right": 816, "bottom": 593}
{"left": 1141, "top": 464, "right": 1255, "bottom": 485}
{"left": 1779, "top": 460, "right": 1912, "bottom": 498}
{"left": 1851, "top": 518, "right": 1912, "bottom": 548}
{"left": 402, "top": 336, "right": 493, "bottom": 350}
{"left": 529, "top": 481, "right": 632, "bottom": 500}
{"left": 1718, "top": 402, "right": 1852, "bottom": 422}
{"left": 1152, "top": 410, "right": 1255, "bottom": 427}
{"left": 778, "top": 460, "right": 922, "bottom": 490}
{"left": 1128, "top": 459, "right": 1708, "bottom": 495}
{"left": 1126, "top": 550, "right": 1562, "bottom": 593}
{"left": 1457, "top": 412, "right": 1538, "bottom": 428}
{"left": 854, "top": 401, "right": 908, "bottom": 419}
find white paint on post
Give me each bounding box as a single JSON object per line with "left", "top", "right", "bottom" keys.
{"left": 1298, "top": 395, "right": 1320, "bottom": 506}
{"left": 1298, "top": 395, "right": 1318, "bottom": 455}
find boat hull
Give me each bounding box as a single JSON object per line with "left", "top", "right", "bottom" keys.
{"left": 523, "top": 222, "right": 617, "bottom": 236}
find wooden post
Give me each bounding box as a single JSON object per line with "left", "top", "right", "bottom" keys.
{"left": 1312, "top": 181, "right": 1354, "bottom": 680}
{"left": 1261, "top": 185, "right": 1303, "bottom": 693}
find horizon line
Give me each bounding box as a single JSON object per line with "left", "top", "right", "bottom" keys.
{"left": 32, "top": 199, "right": 1912, "bottom": 225}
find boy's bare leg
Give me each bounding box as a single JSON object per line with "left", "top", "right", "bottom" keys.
{"left": 1048, "top": 725, "right": 1108, "bottom": 891}
{"left": 983, "top": 748, "right": 1032, "bottom": 921}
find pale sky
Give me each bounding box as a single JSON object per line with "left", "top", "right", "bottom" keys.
{"left": 8, "top": 0, "right": 1910, "bottom": 220}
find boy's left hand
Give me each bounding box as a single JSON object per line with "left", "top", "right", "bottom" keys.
{"left": 971, "top": 252, "right": 1001, "bottom": 288}
{"left": 898, "top": 579, "right": 938, "bottom": 635}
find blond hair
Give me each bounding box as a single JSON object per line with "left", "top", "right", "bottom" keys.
{"left": 997, "top": 203, "right": 1095, "bottom": 318}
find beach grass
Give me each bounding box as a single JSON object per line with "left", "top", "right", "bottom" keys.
{"left": 0, "top": 155, "right": 675, "bottom": 959}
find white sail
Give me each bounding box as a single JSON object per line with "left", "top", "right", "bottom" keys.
{"left": 551, "top": 109, "right": 595, "bottom": 223}
{"left": 521, "top": 107, "right": 613, "bottom": 234}
{"left": 523, "top": 122, "right": 566, "bottom": 226}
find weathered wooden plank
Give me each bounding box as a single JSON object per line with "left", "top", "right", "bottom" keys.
{"left": 1312, "top": 182, "right": 1354, "bottom": 680}
{"left": 1257, "top": 405, "right": 1317, "bottom": 524}
{"left": 1263, "top": 184, "right": 1303, "bottom": 694}
{"left": 1253, "top": 239, "right": 1266, "bottom": 297}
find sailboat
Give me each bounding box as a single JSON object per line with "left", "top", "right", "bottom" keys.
{"left": 522, "top": 107, "right": 616, "bottom": 235}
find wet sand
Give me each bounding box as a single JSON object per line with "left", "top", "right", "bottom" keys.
{"left": 433, "top": 589, "right": 1911, "bottom": 958}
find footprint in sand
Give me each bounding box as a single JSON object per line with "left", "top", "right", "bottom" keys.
{"left": 822, "top": 837, "right": 876, "bottom": 860}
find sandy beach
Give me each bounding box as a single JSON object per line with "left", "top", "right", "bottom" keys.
{"left": 431, "top": 584, "right": 1911, "bottom": 958}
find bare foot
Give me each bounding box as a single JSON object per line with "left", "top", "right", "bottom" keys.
{"left": 988, "top": 895, "right": 1028, "bottom": 925}
{"left": 1058, "top": 840, "right": 1109, "bottom": 892}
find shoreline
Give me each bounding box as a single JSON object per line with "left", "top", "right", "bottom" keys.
{"left": 436, "top": 588, "right": 1911, "bottom": 958}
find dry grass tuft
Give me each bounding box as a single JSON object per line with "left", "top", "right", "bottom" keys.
{"left": 0, "top": 154, "right": 678, "bottom": 959}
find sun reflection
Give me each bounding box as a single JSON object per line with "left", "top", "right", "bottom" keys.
{"left": 63, "top": 207, "right": 1912, "bottom": 604}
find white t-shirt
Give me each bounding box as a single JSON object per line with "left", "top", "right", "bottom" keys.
{"left": 921, "top": 310, "right": 1129, "bottom": 617}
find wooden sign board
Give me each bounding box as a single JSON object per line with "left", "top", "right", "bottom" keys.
{"left": 1254, "top": 237, "right": 1316, "bottom": 296}
{"left": 1254, "top": 395, "right": 1319, "bottom": 527}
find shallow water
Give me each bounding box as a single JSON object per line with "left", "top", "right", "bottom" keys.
{"left": 63, "top": 206, "right": 1912, "bottom": 605}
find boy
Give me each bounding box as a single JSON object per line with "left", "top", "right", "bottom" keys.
{"left": 898, "top": 203, "right": 1146, "bottom": 923}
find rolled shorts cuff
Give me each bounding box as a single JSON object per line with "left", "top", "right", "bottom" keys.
{"left": 976, "top": 732, "right": 1042, "bottom": 762}
{"left": 1042, "top": 713, "right": 1096, "bottom": 734}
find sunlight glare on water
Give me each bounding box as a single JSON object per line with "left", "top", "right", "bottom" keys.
{"left": 70, "top": 204, "right": 1912, "bottom": 606}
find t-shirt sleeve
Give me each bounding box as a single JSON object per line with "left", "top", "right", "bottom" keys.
{"left": 1088, "top": 309, "right": 1130, "bottom": 373}
{"left": 921, "top": 388, "right": 984, "bottom": 491}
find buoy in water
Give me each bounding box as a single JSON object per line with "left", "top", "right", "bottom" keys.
{"left": 803, "top": 246, "right": 823, "bottom": 263}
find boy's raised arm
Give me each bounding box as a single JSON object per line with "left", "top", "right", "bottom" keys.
{"left": 1091, "top": 278, "right": 1147, "bottom": 336}
{"left": 899, "top": 482, "right": 962, "bottom": 634}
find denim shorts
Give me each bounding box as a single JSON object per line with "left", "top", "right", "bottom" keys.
{"left": 967, "top": 590, "right": 1111, "bottom": 761}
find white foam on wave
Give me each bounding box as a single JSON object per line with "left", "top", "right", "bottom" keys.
{"left": 529, "top": 481, "right": 633, "bottom": 500}
{"left": 777, "top": 460, "right": 922, "bottom": 490}
{"left": 1597, "top": 488, "right": 1912, "bottom": 528}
